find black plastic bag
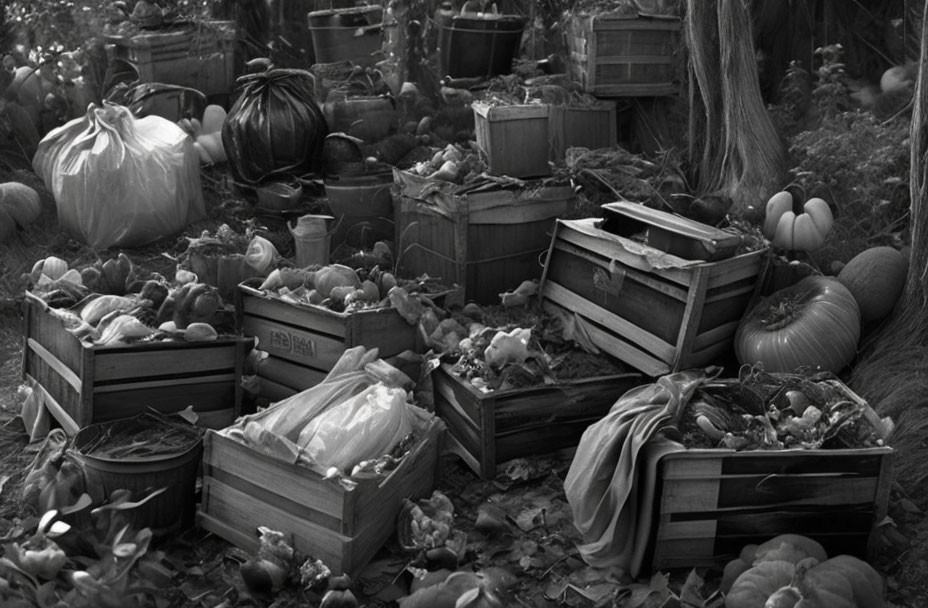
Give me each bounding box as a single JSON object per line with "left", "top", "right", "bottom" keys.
{"left": 222, "top": 68, "right": 329, "bottom": 184}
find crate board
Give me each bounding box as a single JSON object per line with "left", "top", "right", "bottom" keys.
{"left": 105, "top": 21, "right": 238, "bottom": 97}
{"left": 473, "top": 102, "right": 550, "bottom": 178}
{"left": 540, "top": 218, "right": 766, "bottom": 376}
{"left": 237, "top": 280, "right": 420, "bottom": 399}
{"left": 649, "top": 445, "right": 894, "bottom": 570}
{"left": 549, "top": 102, "right": 618, "bottom": 162}
{"left": 22, "top": 292, "right": 251, "bottom": 433}
{"left": 198, "top": 416, "right": 443, "bottom": 574}
{"left": 434, "top": 364, "right": 642, "bottom": 479}
{"left": 394, "top": 169, "right": 573, "bottom": 305}
{"left": 567, "top": 14, "right": 682, "bottom": 97}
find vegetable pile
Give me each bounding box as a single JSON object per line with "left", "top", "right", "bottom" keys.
{"left": 429, "top": 301, "right": 631, "bottom": 392}
{"left": 679, "top": 367, "right": 891, "bottom": 451}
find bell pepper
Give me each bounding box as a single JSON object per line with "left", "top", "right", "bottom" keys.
{"left": 763, "top": 192, "right": 834, "bottom": 251}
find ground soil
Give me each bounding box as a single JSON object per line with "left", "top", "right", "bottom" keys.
{"left": 0, "top": 164, "right": 926, "bottom": 608}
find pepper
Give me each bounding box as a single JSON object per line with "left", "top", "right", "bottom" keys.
{"left": 763, "top": 191, "right": 834, "bottom": 251}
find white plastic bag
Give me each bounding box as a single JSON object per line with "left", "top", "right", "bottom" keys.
{"left": 297, "top": 383, "right": 414, "bottom": 472}
{"left": 32, "top": 102, "right": 205, "bottom": 249}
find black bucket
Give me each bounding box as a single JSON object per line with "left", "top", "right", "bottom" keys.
{"left": 436, "top": 13, "right": 527, "bottom": 79}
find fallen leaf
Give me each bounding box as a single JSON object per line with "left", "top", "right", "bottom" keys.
{"left": 475, "top": 502, "right": 510, "bottom": 537}
{"left": 544, "top": 578, "right": 569, "bottom": 601}
{"left": 513, "top": 506, "right": 546, "bottom": 532}
{"left": 679, "top": 569, "right": 705, "bottom": 607}
{"left": 0, "top": 475, "right": 9, "bottom": 495}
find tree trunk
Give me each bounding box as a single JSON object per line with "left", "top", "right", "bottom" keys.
{"left": 849, "top": 0, "right": 928, "bottom": 499}
{"left": 685, "top": 0, "right": 787, "bottom": 214}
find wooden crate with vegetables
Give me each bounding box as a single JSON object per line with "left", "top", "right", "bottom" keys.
{"left": 567, "top": 13, "right": 682, "bottom": 97}
{"left": 237, "top": 267, "right": 442, "bottom": 401}
{"left": 540, "top": 206, "right": 767, "bottom": 377}
{"left": 198, "top": 399, "right": 444, "bottom": 575}
{"left": 22, "top": 290, "right": 251, "bottom": 433}
{"left": 427, "top": 303, "right": 643, "bottom": 479}
{"left": 647, "top": 374, "right": 894, "bottom": 571}
{"left": 394, "top": 169, "right": 574, "bottom": 306}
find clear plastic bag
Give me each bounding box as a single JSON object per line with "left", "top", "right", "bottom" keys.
{"left": 297, "top": 383, "right": 413, "bottom": 472}
{"left": 32, "top": 102, "right": 205, "bottom": 249}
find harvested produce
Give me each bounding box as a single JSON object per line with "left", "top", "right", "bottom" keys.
{"left": 763, "top": 191, "right": 834, "bottom": 251}
{"left": 679, "top": 368, "right": 889, "bottom": 451}
{"left": 724, "top": 534, "right": 884, "bottom": 608}
{"left": 836, "top": 246, "right": 907, "bottom": 324}
{"left": 0, "top": 182, "right": 42, "bottom": 230}
{"left": 735, "top": 276, "right": 860, "bottom": 374}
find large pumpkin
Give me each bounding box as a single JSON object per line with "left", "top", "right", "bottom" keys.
{"left": 836, "top": 246, "right": 907, "bottom": 324}
{"left": 735, "top": 276, "right": 860, "bottom": 373}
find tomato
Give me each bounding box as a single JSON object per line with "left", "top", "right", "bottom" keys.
{"left": 735, "top": 276, "right": 860, "bottom": 373}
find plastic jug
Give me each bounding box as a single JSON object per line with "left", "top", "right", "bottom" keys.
{"left": 289, "top": 214, "right": 334, "bottom": 268}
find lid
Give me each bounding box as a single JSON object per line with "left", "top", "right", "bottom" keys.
{"left": 599, "top": 202, "right": 743, "bottom": 262}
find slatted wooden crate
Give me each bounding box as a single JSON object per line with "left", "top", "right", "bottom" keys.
{"left": 434, "top": 364, "right": 643, "bottom": 479}
{"left": 539, "top": 218, "right": 766, "bottom": 377}
{"left": 549, "top": 101, "right": 618, "bottom": 162}
{"left": 22, "top": 291, "right": 251, "bottom": 434}
{"left": 567, "top": 13, "right": 682, "bottom": 97}
{"left": 105, "top": 21, "right": 237, "bottom": 97}
{"left": 649, "top": 443, "right": 894, "bottom": 570}
{"left": 473, "top": 102, "right": 551, "bottom": 178}
{"left": 394, "top": 169, "right": 573, "bottom": 305}
{"left": 237, "top": 280, "right": 421, "bottom": 401}
{"left": 198, "top": 415, "right": 443, "bottom": 574}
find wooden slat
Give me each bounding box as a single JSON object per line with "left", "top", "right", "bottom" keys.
{"left": 258, "top": 357, "right": 328, "bottom": 393}
{"left": 243, "top": 316, "right": 347, "bottom": 370}
{"left": 691, "top": 319, "right": 740, "bottom": 352}
{"left": 544, "top": 280, "right": 676, "bottom": 366}
{"left": 27, "top": 338, "right": 82, "bottom": 393}
{"left": 93, "top": 373, "right": 236, "bottom": 393}
{"left": 93, "top": 344, "right": 238, "bottom": 381}
{"left": 242, "top": 293, "right": 347, "bottom": 338}
{"left": 25, "top": 373, "right": 80, "bottom": 435}
{"left": 542, "top": 299, "right": 669, "bottom": 377}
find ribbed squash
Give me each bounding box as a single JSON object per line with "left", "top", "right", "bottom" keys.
{"left": 836, "top": 246, "right": 907, "bottom": 324}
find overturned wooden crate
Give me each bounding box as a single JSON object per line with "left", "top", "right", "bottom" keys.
{"left": 198, "top": 416, "right": 444, "bottom": 575}
{"left": 22, "top": 291, "right": 251, "bottom": 433}
{"left": 434, "top": 364, "right": 642, "bottom": 479}
{"left": 540, "top": 217, "right": 766, "bottom": 376}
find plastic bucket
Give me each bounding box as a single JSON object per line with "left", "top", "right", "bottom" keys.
{"left": 436, "top": 13, "right": 527, "bottom": 78}
{"left": 307, "top": 6, "right": 384, "bottom": 66}
{"left": 70, "top": 413, "right": 203, "bottom": 538}
{"left": 290, "top": 214, "right": 335, "bottom": 267}
{"left": 324, "top": 173, "right": 394, "bottom": 250}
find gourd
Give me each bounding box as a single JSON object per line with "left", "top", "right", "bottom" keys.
{"left": 836, "top": 246, "right": 907, "bottom": 324}
{"left": 0, "top": 182, "right": 42, "bottom": 229}
{"left": 763, "top": 191, "right": 834, "bottom": 251}
{"left": 311, "top": 264, "right": 361, "bottom": 298}
{"left": 724, "top": 535, "right": 885, "bottom": 608}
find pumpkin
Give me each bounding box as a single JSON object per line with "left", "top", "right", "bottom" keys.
{"left": 725, "top": 560, "right": 796, "bottom": 608}
{"left": 836, "top": 246, "right": 907, "bottom": 324}
{"left": 0, "top": 182, "right": 42, "bottom": 229}
{"left": 735, "top": 276, "right": 860, "bottom": 373}
{"left": 763, "top": 191, "right": 834, "bottom": 251}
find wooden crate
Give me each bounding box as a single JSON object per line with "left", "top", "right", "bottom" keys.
{"left": 649, "top": 444, "right": 894, "bottom": 570}
{"left": 473, "top": 102, "right": 551, "bottom": 178}
{"left": 394, "top": 169, "right": 573, "bottom": 305}
{"left": 21, "top": 292, "right": 251, "bottom": 434}
{"left": 237, "top": 280, "right": 421, "bottom": 401}
{"left": 549, "top": 101, "right": 618, "bottom": 162}
{"left": 539, "top": 218, "right": 766, "bottom": 377}
{"left": 198, "top": 416, "right": 443, "bottom": 574}
{"left": 567, "top": 14, "right": 682, "bottom": 97}
{"left": 434, "top": 364, "right": 643, "bottom": 479}
{"left": 105, "top": 21, "right": 237, "bottom": 97}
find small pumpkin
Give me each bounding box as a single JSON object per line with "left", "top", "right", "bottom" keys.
{"left": 836, "top": 246, "right": 907, "bottom": 324}
{"left": 725, "top": 560, "right": 796, "bottom": 608}
{"left": 0, "top": 182, "right": 42, "bottom": 229}
{"left": 763, "top": 191, "right": 834, "bottom": 251}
